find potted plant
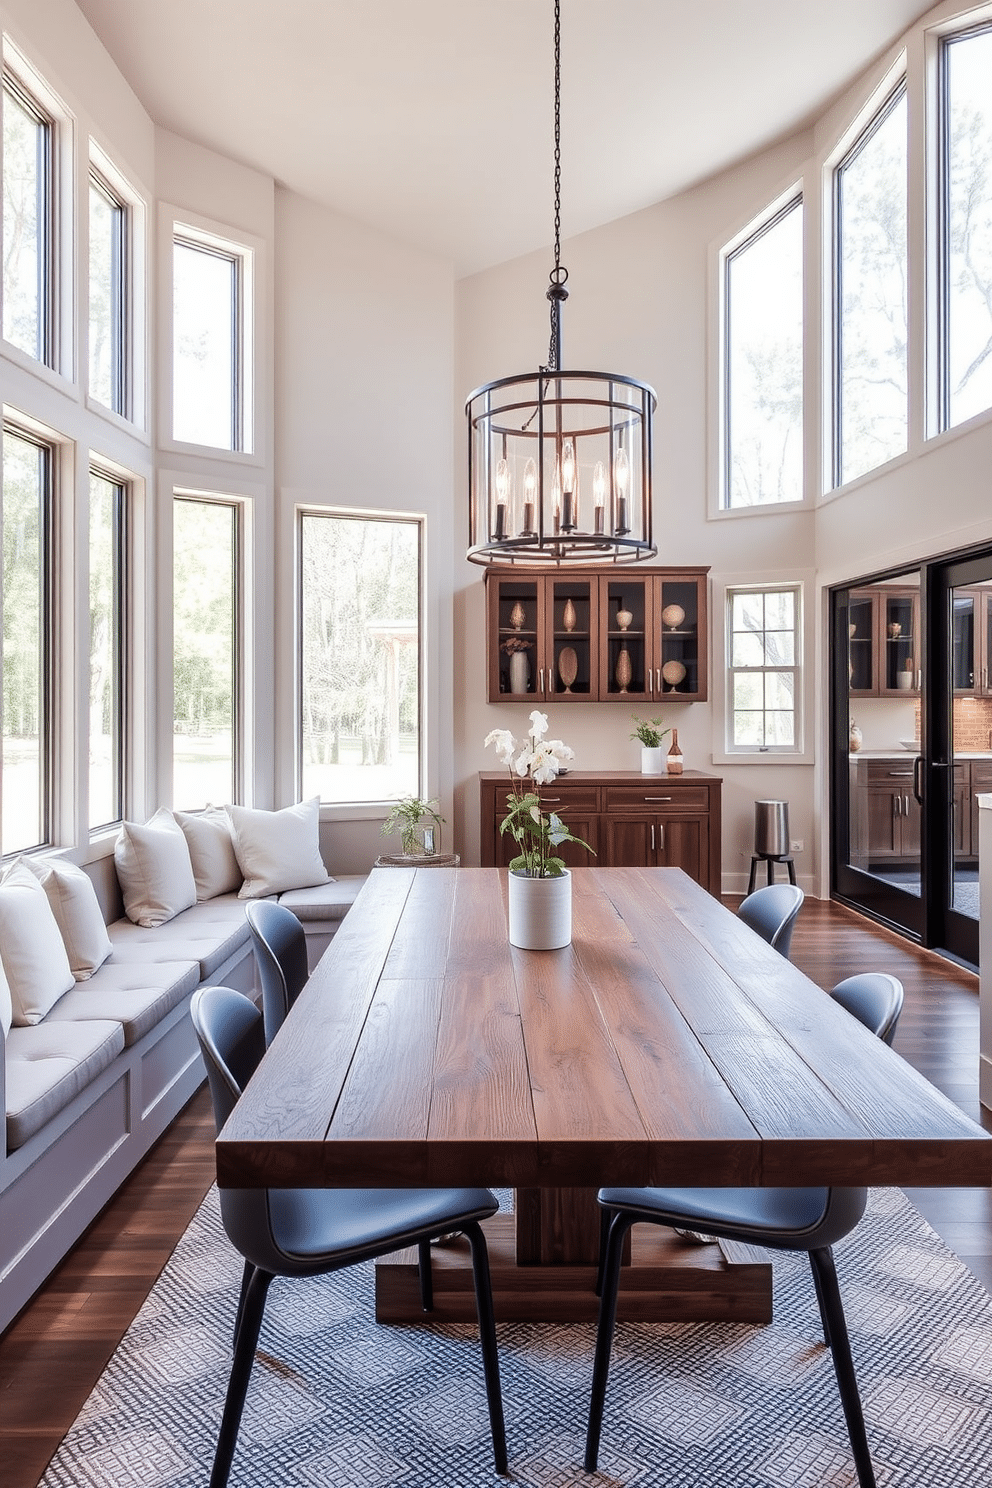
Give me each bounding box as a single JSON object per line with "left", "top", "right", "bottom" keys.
{"left": 484, "top": 711, "right": 593, "bottom": 948}
{"left": 630, "top": 715, "right": 671, "bottom": 775}
{"left": 380, "top": 796, "right": 445, "bottom": 858}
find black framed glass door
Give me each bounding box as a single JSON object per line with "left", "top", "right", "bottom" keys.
{"left": 831, "top": 544, "right": 992, "bottom": 968}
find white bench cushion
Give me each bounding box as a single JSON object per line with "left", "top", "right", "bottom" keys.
{"left": 46, "top": 960, "right": 200, "bottom": 1045}
{"left": 5, "top": 1019, "right": 125, "bottom": 1150}
{"left": 108, "top": 895, "right": 251, "bottom": 980}
{"left": 278, "top": 877, "right": 366, "bottom": 922}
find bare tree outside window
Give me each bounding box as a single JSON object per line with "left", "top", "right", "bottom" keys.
{"left": 89, "top": 175, "right": 126, "bottom": 414}
{"left": 173, "top": 498, "right": 237, "bottom": 809}
{"left": 728, "top": 588, "right": 799, "bottom": 751}
{"left": 725, "top": 196, "right": 804, "bottom": 507}
{"left": 836, "top": 85, "right": 908, "bottom": 486}
{"left": 2, "top": 428, "right": 48, "bottom": 852}
{"left": 944, "top": 26, "right": 992, "bottom": 429}
{"left": 2, "top": 77, "right": 51, "bottom": 363}
{"left": 301, "top": 513, "right": 420, "bottom": 803}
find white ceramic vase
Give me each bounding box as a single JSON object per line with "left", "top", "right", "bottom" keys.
{"left": 508, "top": 649, "right": 530, "bottom": 694}
{"left": 508, "top": 868, "right": 572, "bottom": 950}
{"left": 640, "top": 746, "right": 665, "bottom": 775}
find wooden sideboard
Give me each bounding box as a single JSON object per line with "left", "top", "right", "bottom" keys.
{"left": 480, "top": 770, "right": 723, "bottom": 896}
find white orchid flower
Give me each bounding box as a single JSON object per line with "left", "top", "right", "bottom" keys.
{"left": 528, "top": 710, "right": 549, "bottom": 741}
{"left": 513, "top": 746, "right": 534, "bottom": 777}
{"left": 484, "top": 728, "right": 516, "bottom": 766}
{"left": 529, "top": 741, "right": 565, "bottom": 785}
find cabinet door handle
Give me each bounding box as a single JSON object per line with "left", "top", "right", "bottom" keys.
{"left": 539, "top": 668, "right": 545, "bottom": 693}
{"left": 542, "top": 797, "right": 561, "bottom": 804}
{"left": 658, "top": 822, "right": 665, "bottom": 851}
{"left": 644, "top": 796, "right": 673, "bottom": 803}
{"left": 905, "top": 794, "right": 910, "bottom": 816}
{"left": 650, "top": 824, "right": 655, "bottom": 851}
{"left": 656, "top": 668, "right": 662, "bottom": 695}
{"left": 894, "top": 795, "right": 901, "bottom": 817}
{"left": 647, "top": 671, "right": 653, "bottom": 697}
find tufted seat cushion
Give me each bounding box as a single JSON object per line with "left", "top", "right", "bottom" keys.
{"left": 107, "top": 895, "right": 253, "bottom": 980}
{"left": 5, "top": 1020, "right": 125, "bottom": 1150}
{"left": 278, "top": 877, "right": 366, "bottom": 923}
{"left": 46, "top": 960, "right": 200, "bottom": 1045}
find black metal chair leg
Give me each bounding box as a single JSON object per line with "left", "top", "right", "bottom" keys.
{"left": 464, "top": 1221, "right": 508, "bottom": 1476}
{"left": 418, "top": 1239, "right": 433, "bottom": 1312}
{"left": 211, "top": 1266, "right": 273, "bottom": 1488}
{"left": 594, "top": 1205, "right": 612, "bottom": 1297}
{"left": 748, "top": 855, "right": 758, "bottom": 894}
{"left": 808, "top": 1248, "right": 876, "bottom": 1488}
{"left": 584, "top": 1212, "right": 633, "bottom": 1473}
{"left": 232, "top": 1258, "right": 254, "bottom": 1351}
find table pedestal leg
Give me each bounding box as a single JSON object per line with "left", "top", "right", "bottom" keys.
{"left": 515, "top": 1187, "right": 630, "bottom": 1266}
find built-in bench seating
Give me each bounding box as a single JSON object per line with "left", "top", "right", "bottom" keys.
{"left": 0, "top": 823, "right": 365, "bottom": 1335}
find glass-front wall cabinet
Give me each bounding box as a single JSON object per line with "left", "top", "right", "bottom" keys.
{"left": 486, "top": 567, "right": 708, "bottom": 704}
{"left": 848, "top": 585, "right": 920, "bottom": 697}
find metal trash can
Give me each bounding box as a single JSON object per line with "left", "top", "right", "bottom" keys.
{"left": 754, "top": 800, "right": 790, "bottom": 859}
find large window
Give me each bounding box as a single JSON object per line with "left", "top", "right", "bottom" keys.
{"left": 940, "top": 24, "right": 992, "bottom": 431}
{"left": 172, "top": 230, "right": 252, "bottom": 450}
{"left": 2, "top": 426, "right": 51, "bottom": 852}
{"left": 2, "top": 70, "right": 53, "bottom": 364}
{"left": 300, "top": 512, "right": 421, "bottom": 803}
{"left": 173, "top": 497, "right": 238, "bottom": 809}
{"left": 89, "top": 171, "right": 128, "bottom": 415}
{"left": 723, "top": 194, "right": 804, "bottom": 507}
{"left": 834, "top": 82, "right": 908, "bottom": 487}
{"left": 89, "top": 469, "right": 126, "bottom": 830}
{"left": 726, "top": 586, "right": 800, "bottom": 753}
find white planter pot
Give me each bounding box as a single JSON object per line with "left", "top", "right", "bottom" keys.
{"left": 640, "top": 746, "right": 665, "bottom": 775}
{"left": 508, "top": 868, "right": 572, "bottom": 950}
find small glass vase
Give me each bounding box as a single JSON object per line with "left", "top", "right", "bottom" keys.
{"left": 508, "top": 868, "right": 572, "bottom": 950}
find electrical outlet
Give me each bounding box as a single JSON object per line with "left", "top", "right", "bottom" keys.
{"left": 790, "top": 839, "right": 804, "bottom": 852}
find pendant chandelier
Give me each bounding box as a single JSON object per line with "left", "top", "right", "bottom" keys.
{"left": 466, "top": 0, "right": 657, "bottom": 567}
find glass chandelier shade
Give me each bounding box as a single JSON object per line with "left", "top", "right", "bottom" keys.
{"left": 466, "top": 369, "right": 656, "bottom": 564}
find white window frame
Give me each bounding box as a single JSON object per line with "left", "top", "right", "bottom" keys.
{"left": 717, "top": 185, "right": 806, "bottom": 514}
{"left": 87, "top": 141, "right": 147, "bottom": 432}
{"left": 712, "top": 576, "right": 813, "bottom": 765}
{"left": 87, "top": 460, "right": 129, "bottom": 832}
{"left": 1, "top": 39, "right": 73, "bottom": 386}
{"left": 161, "top": 206, "right": 259, "bottom": 461}
{"left": 297, "top": 506, "right": 425, "bottom": 808}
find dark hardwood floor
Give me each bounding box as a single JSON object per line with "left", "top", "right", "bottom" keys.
{"left": 0, "top": 894, "right": 989, "bottom": 1487}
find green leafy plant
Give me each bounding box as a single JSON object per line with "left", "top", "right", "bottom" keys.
{"left": 380, "top": 796, "right": 445, "bottom": 856}
{"left": 485, "top": 710, "right": 594, "bottom": 878}
{"left": 629, "top": 715, "right": 670, "bottom": 749}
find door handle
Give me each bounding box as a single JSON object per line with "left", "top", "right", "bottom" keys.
{"left": 539, "top": 668, "right": 545, "bottom": 693}
{"left": 658, "top": 822, "right": 665, "bottom": 851}
{"left": 913, "top": 754, "right": 924, "bottom": 805}
{"left": 650, "top": 824, "right": 655, "bottom": 851}
{"left": 894, "top": 794, "right": 901, "bottom": 818}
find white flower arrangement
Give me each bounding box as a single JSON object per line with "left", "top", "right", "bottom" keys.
{"left": 484, "top": 711, "right": 592, "bottom": 877}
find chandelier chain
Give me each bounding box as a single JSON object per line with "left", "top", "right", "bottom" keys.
{"left": 547, "top": 0, "right": 565, "bottom": 372}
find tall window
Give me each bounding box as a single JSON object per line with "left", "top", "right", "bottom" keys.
{"left": 2, "top": 427, "right": 51, "bottom": 852}
{"left": 834, "top": 82, "right": 908, "bottom": 487}
{"left": 173, "top": 497, "right": 238, "bottom": 809}
{"left": 940, "top": 25, "right": 992, "bottom": 431}
{"left": 724, "top": 195, "right": 804, "bottom": 508}
{"left": 89, "top": 469, "right": 126, "bottom": 829}
{"left": 173, "top": 231, "right": 251, "bottom": 450}
{"left": 727, "top": 586, "right": 800, "bottom": 753}
{"left": 2, "top": 71, "right": 53, "bottom": 364}
{"left": 300, "top": 512, "right": 421, "bottom": 803}
{"left": 89, "top": 172, "right": 127, "bottom": 414}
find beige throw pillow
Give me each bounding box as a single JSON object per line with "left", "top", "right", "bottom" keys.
{"left": 115, "top": 808, "right": 197, "bottom": 927}
{"left": 225, "top": 798, "right": 330, "bottom": 900}
{"left": 0, "top": 862, "right": 76, "bottom": 1025}
{"left": 174, "top": 807, "right": 242, "bottom": 900}
{"left": 22, "top": 855, "right": 113, "bottom": 980}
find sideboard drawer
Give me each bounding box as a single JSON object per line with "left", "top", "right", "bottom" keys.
{"left": 604, "top": 785, "right": 711, "bottom": 812}
{"left": 533, "top": 785, "right": 600, "bottom": 812}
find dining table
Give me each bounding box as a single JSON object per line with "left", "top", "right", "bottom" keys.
{"left": 216, "top": 865, "right": 992, "bottom": 1324}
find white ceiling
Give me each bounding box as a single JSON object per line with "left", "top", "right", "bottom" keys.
{"left": 75, "top": 0, "right": 935, "bottom": 276}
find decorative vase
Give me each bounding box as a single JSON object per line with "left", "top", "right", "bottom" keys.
{"left": 509, "top": 649, "right": 530, "bottom": 694}
{"left": 661, "top": 659, "right": 687, "bottom": 689}
{"left": 615, "top": 646, "right": 632, "bottom": 693}
{"left": 849, "top": 720, "right": 862, "bottom": 753}
{"left": 558, "top": 645, "right": 578, "bottom": 693}
{"left": 661, "top": 603, "right": 686, "bottom": 630}
{"left": 562, "top": 598, "right": 577, "bottom": 633}
{"left": 641, "top": 746, "right": 665, "bottom": 775}
{"left": 508, "top": 868, "right": 572, "bottom": 950}
{"left": 667, "top": 728, "right": 684, "bottom": 775}
{"left": 510, "top": 601, "right": 526, "bottom": 631}
{"left": 616, "top": 608, "right": 633, "bottom": 632}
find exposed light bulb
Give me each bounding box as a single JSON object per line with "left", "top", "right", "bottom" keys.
{"left": 522, "top": 457, "right": 537, "bottom": 535}
{"left": 614, "top": 446, "right": 630, "bottom": 535}
{"left": 493, "top": 457, "right": 510, "bottom": 539}
{"left": 593, "top": 460, "right": 606, "bottom": 535}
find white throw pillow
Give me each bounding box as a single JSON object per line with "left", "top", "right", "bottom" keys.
{"left": 225, "top": 798, "right": 330, "bottom": 900}
{"left": 174, "top": 807, "right": 242, "bottom": 900}
{"left": 0, "top": 955, "right": 12, "bottom": 1037}
{"left": 22, "top": 855, "right": 113, "bottom": 980}
{"left": 0, "top": 862, "right": 75, "bottom": 1025}
{"left": 114, "top": 808, "right": 197, "bottom": 927}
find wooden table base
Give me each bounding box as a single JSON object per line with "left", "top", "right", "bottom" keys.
{"left": 375, "top": 1214, "right": 773, "bottom": 1325}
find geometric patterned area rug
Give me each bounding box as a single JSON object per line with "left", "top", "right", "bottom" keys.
{"left": 40, "top": 1187, "right": 992, "bottom": 1487}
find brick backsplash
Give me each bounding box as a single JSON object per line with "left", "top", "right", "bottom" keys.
{"left": 912, "top": 696, "right": 992, "bottom": 750}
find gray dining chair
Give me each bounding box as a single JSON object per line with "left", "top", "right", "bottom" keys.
{"left": 585, "top": 967, "right": 905, "bottom": 1487}
{"left": 737, "top": 881, "right": 804, "bottom": 958}
{"left": 191, "top": 984, "right": 508, "bottom": 1487}
{"left": 245, "top": 899, "right": 309, "bottom": 1043}
{"left": 829, "top": 972, "right": 904, "bottom": 1046}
